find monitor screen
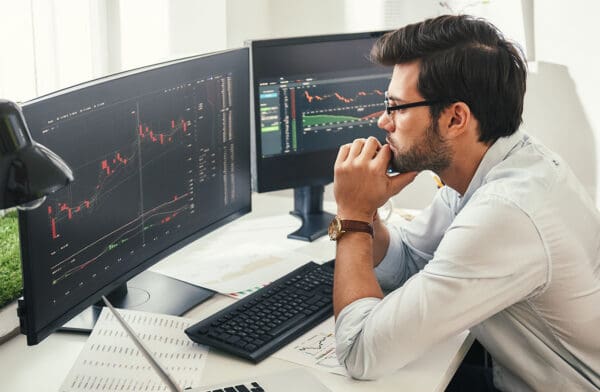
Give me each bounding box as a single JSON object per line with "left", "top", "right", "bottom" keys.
{"left": 18, "top": 48, "right": 251, "bottom": 345}
{"left": 249, "top": 32, "right": 391, "bottom": 240}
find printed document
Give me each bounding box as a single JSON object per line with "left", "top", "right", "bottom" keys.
{"left": 60, "top": 308, "right": 208, "bottom": 391}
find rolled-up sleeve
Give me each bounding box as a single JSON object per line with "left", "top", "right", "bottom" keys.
{"left": 335, "top": 297, "right": 382, "bottom": 379}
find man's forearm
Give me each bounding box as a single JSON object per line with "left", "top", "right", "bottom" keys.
{"left": 333, "top": 232, "right": 384, "bottom": 318}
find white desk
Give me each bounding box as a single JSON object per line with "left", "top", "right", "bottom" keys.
{"left": 0, "top": 193, "right": 472, "bottom": 391}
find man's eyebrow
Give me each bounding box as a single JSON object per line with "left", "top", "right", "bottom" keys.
{"left": 386, "top": 93, "right": 406, "bottom": 103}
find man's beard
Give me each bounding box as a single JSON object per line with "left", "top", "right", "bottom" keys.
{"left": 389, "top": 120, "right": 453, "bottom": 174}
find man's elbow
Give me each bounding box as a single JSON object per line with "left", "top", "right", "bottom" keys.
{"left": 339, "top": 329, "right": 422, "bottom": 380}
{"left": 344, "top": 359, "right": 381, "bottom": 380}
{"left": 339, "top": 338, "right": 386, "bottom": 380}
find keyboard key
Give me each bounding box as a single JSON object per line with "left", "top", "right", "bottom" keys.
{"left": 226, "top": 335, "right": 241, "bottom": 345}
{"left": 269, "top": 313, "right": 305, "bottom": 336}
{"left": 251, "top": 382, "right": 265, "bottom": 392}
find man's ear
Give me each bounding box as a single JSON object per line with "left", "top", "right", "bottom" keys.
{"left": 441, "top": 102, "right": 471, "bottom": 139}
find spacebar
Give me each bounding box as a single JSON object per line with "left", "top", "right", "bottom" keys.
{"left": 269, "top": 313, "right": 306, "bottom": 336}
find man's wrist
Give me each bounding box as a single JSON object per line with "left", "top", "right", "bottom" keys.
{"left": 337, "top": 230, "right": 374, "bottom": 242}
{"left": 336, "top": 210, "right": 374, "bottom": 224}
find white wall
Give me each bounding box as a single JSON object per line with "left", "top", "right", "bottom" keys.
{"left": 169, "top": 0, "right": 227, "bottom": 58}
{"left": 226, "top": 0, "right": 271, "bottom": 47}
{"left": 527, "top": 1, "right": 600, "bottom": 201}
{"left": 267, "top": 0, "right": 347, "bottom": 38}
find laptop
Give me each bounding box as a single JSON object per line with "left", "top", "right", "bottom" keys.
{"left": 102, "top": 296, "right": 331, "bottom": 392}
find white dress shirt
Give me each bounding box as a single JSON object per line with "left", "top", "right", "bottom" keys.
{"left": 335, "top": 131, "right": 600, "bottom": 391}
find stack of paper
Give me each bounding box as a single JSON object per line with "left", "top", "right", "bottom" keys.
{"left": 60, "top": 308, "right": 209, "bottom": 391}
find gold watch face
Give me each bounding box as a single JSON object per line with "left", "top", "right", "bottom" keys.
{"left": 328, "top": 216, "right": 343, "bottom": 241}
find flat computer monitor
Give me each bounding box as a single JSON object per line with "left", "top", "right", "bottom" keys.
{"left": 249, "top": 32, "right": 392, "bottom": 241}
{"left": 17, "top": 48, "right": 251, "bottom": 345}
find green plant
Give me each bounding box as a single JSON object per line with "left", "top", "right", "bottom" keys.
{"left": 0, "top": 210, "right": 22, "bottom": 308}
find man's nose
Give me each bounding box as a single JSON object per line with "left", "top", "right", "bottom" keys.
{"left": 377, "top": 112, "right": 394, "bottom": 132}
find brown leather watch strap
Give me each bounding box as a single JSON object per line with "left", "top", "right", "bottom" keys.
{"left": 340, "top": 219, "right": 374, "bottom": 237}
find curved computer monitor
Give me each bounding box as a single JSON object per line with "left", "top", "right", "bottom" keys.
{"left": 249, "top": 31, "right": 392, "bottom": 241}
{"left": 17, "top": 48, "right": 251, "bottom": 345}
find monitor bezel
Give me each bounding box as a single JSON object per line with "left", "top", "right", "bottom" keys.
{"left": 18, "top": 48, "right": 252, "bottom": 345}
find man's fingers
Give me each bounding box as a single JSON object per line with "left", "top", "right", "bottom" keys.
{"left": 359, "top": 137, "right": 382, "bottom": 161}
{"left": 348, "top": 138, "right": 366, "bottom": 158}
{"left": 336, "top": 143, "right": 351, "bottom": 165}
{"left": 339, "top": 137, "right": 383, "bottom": 165}
{"left": 373, "top": 144, "right": 392, "bottom": 169}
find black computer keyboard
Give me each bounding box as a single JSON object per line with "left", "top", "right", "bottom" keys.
{"left": 185, "top": 260, "right": 334, "bottom": 363}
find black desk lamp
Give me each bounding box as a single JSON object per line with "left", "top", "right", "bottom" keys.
{"left": 0, "top": 99, "right": 73, "bottom": 210}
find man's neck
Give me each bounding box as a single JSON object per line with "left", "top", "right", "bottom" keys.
{"left": 439, "top": 140, "right": 491, "bottom": 196}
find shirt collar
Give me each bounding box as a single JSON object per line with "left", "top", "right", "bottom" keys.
{"left": 457, "top": 130, "right": 527, "bottom": 208}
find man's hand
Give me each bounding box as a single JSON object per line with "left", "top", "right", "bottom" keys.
{"left": 333, "top": 137, "right": 418, "bottom": 222}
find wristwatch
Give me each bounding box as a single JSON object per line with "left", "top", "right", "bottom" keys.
{"left": 328, "top": 216, "right": 374, "bottom": 241}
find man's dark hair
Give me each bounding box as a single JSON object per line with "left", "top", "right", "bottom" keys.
{"left": 371, "top": 14, "right": 527, "bottom": 143}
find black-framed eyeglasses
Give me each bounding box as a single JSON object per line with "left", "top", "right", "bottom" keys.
{"left": 384, "top": 91, "right": 441, "bottom": 115}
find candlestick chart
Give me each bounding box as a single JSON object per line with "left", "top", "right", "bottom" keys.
{"left": 258, "top": 73, "right": 389, "bottom": 156}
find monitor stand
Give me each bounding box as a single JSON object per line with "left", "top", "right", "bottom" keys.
{"left": 60, "top": 270, "right": 215, "bottom": 333}
{"left": 288, "top": 185, "right": 335, "bottom": 242}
